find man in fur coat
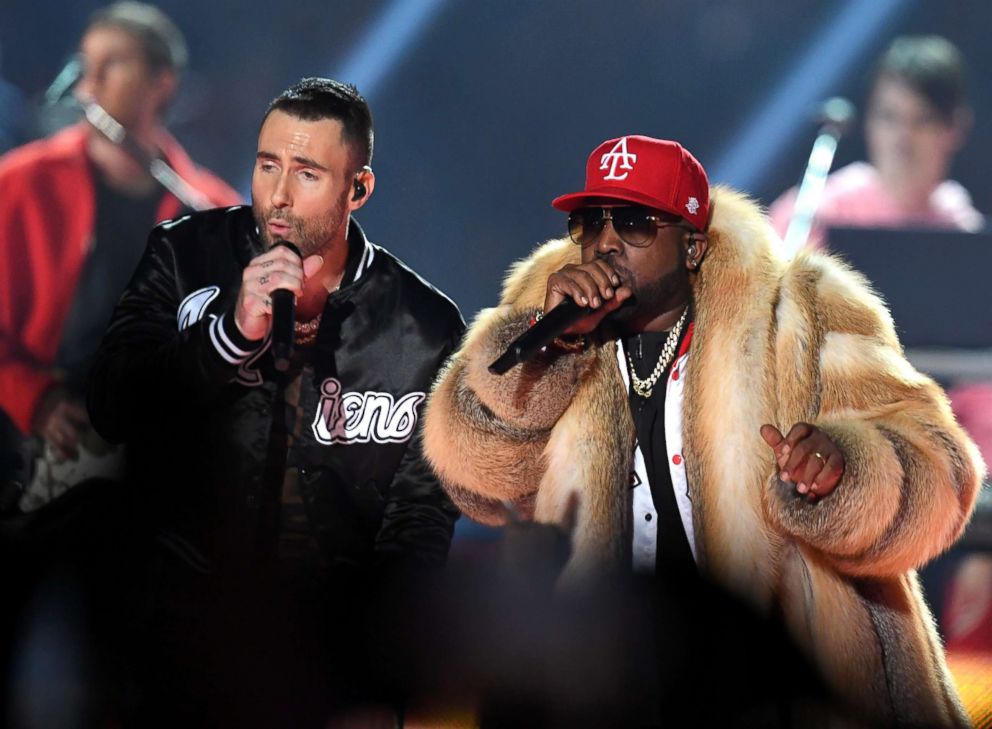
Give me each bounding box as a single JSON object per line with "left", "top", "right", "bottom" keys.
{"left": 422, "top": 135, "right": 985, "bottom": 725}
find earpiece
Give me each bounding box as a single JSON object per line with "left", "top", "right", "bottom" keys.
{"left": 687, "top": 243, "right": 699, "bottom": 270}
{"left": 352, "top": 179, "right": 367, "bottom": 201}
{"left": 687, "top": 232, "right": 708, "bottom": 270}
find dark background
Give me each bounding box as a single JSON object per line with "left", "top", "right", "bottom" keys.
{"left": 2, "top": 0, "right": 989, "bottom": 322}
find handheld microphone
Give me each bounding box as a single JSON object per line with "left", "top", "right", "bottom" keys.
{"left": 270, "top": 240, "right": 301, "bottom": 372}
{"left": 489, "top": 298, "right": 593, "bottom": 375}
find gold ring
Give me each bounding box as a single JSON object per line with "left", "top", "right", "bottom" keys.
{"left": 813, "top": 451, "right": 825, "bottom": 465}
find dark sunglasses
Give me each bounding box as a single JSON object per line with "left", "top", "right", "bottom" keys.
{"left": 567, "top": 206, "right": 693, "bottom": 248}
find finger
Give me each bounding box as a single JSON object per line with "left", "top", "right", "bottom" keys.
{"left": 243, "top": 292, "right": 275, "bottom": 318}
{"left": 255, "top": 270, "right": 306, "bottom": 297}
{"left": 48, "top": 437, "right": 71, "bottom": 461}
{"left": 257, "top": 245, "right": 303, "bottom": 265}
{"left": 809, "top": 453, "right": 844, "bottom": 497}
{"left": 243, "top": 262, "right": 299, "bottom": 293}
{"left": 302, "top": 254, "right": 324, "bottom": 280}
{"left": 611, "top": 284, "right": 634, "bottom": 306}
{"left": 560, "top": 267, "right": 607, "bottom": 308}
{"left": 235, "top": 290, "right": 277, "bottom": 340}
{"left": 247, "top": 255, "right": 304, "bottom": 275}
{"left": 48, "top": 423, "right": 79, "bottom": 460}
{"left": 797, "top": 451, "right": 827, "bottom": 494}
{"left": 596, "top": 286, "right": 633, "bottom": 314}
{"left": 760, "top": 424, "right": 791, "bottom": 470}
{"left": 249, "top": 249, "right": 301, "bottom": 268}
{"left": 782, "top": 435, "right": 817, "bottom": 483}
{"left": 246, "top": 250, "right": 305, "bottom": 277}
{"left": 760, "top": 424, "right": 784, "bottom": 449}
{"left": 587, "top": 258, "right": 623, "bottom": 288}
{"left": 546, "top": 272, "right": 593, "bottom": 310}
{"left": 45, "top": 418, "right": 70, "bottom": 443}
{"left": 61, "top": 429, "right": 81, "bottom": 460}
{"left": 783, "top": 422, "right": 815, "bottom": 449}
{"left": 60, "top": 401, "right": 91, "bottom": 429}
{"left": 544, "top": 287, "right": 567, "bottom": 314}
{"left": 779, "top": 424, "right": 817, "bottom": 480}
{"left": 581, "top": 258, "right": 620, "bottom": 299}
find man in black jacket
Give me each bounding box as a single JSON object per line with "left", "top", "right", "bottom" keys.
{"left": 88, "top": 77, "right": 464, "bottom": 727}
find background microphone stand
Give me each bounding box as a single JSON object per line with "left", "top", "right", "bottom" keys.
{"left": 44, "top": 56, "right": 212, "bottom": 212}
{"left": 781, "top": 97, "right": 855, "bottom": 258}
{"left": 80, "top": 100, "right": 212, "bottom": 211}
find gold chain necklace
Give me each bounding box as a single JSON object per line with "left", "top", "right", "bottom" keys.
{"left": 626, "top": 306, "right": 689, "bottom": 398}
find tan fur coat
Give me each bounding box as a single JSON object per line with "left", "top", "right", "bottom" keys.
{"left": 423, "top": 187, "right": 985, "bottom": 726}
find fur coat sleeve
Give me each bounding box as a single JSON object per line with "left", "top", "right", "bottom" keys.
{"left": 423, "top": 239, "right": 634, "bottom": 576}
{"left": 761, "top": 241, "right": 985, "bottom": 578}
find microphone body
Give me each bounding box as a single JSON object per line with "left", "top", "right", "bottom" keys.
{"left": 489, "top": 298, "right": 592, "bottom": 375}
{"left": 270, "top": 241, "right": 301, "bottom": 372}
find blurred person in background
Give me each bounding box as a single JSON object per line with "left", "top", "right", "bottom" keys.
{"left": 0, "top": 1, "right": 239, "bottom": 511}
{"left": 0, "top": 3, "right": 238, "bottom": 727}
{"left": 769, "top": 34, "right": 983, "bottom": 248}
{"left": 770, "top": 36, "right": 992, "bottom": 679}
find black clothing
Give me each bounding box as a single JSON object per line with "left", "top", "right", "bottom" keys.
{"left": 87, "top": 206, "right": 464, "bottom": 726}
{"left": 56, "top": 175, "right": 161, "bottom": 396}
{"left": 624, "top": 323, "right": 695, "bottom": 575}
{"left": 88, "top": 205, "right": 464, "bottom": 576}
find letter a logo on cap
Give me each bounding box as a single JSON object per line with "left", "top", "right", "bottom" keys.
{"left": 600, "top": 137, "right": 637, "bottom": 181}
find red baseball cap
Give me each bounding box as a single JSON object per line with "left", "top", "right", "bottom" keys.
{"left": 551, "top": 135, "right": 710, "bottom": 231}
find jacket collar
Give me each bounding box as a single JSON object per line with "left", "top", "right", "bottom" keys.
{"left": 340, "top": 217, "right": 375, "bottom": 290}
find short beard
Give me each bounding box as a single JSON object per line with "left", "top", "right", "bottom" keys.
{"left": 605, "top": 248, "right": 689, "bottom": 329}
{"left": 251, "top": 197, "right": 347, "bottom": 257}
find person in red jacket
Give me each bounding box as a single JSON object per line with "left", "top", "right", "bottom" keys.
{"left": 0, "top": 2, "right": 239, "bottom": 506}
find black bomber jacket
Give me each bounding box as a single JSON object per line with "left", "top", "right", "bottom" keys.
{"left": 88, "top": 205, "right": 464, "bottom": 575}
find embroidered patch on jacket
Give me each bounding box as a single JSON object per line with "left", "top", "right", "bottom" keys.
{"left": 177, "top": 286, "right": 220, "bottom": 331}
{"left": 177, "top": 285, "right": 267, "bottom": 387}
{"left": 311, "top": 377, "right": 425, "bottom": 445}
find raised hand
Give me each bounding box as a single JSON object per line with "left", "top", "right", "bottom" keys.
{"left": 543, "top": 259, "right": 633, "bottom": 336}
{"left": 234, "top": 246, "right": 324, "bottom": 341}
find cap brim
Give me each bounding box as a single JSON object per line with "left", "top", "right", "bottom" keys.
{"left": 551, "top": 187, "right": 683, "bottom": 220}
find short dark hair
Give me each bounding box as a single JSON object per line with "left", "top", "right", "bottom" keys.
{"left": 86, "top": 2, "right": 188, "bottom": 74}
{"left": 871, "top": 35, "right": 968, "bottom": 123}
{"left": 264, "top": 77, "right": 374, "bottom": 169}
